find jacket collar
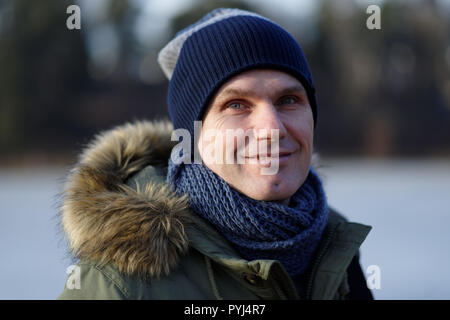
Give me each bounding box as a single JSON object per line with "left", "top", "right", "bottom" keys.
{"left": 188, "top": 206, "right": 371, "bottom": 299}
{"left": 305, "top": 209, "right": 372, "bottom": 299}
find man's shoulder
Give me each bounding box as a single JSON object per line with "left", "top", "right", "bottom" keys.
{"left": 58, "top": 248, "right": 210, "bottom": 300}
{"left": 326, "top": 207, "right": 372, "bottom": 236}
{"left": 328, "top": 206, "right": 347, "bottom": 223}
{"left": 58, "top": 261, "right": 135, "bottom": 299}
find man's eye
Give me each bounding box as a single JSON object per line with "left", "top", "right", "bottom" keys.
{"left": 227, "top": 102, "right": 244, "bottom": 110}
{"left": 279, "top": 96, "right": 298, "bottom": 105}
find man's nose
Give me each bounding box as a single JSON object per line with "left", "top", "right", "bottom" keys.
{"left": 251, "top": 102, "right": 287, "bottom": 141}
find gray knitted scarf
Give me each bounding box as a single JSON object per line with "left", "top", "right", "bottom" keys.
{"left": 166, "top": 159, "right": 329, "bottom": 276}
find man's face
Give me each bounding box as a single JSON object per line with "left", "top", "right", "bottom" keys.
{"left": 197, "top": 69, "right": 314, "bottom": 204}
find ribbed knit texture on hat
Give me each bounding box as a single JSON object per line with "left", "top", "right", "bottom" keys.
{"left": 160, "top": 9, "right": 318, "bottom": 137}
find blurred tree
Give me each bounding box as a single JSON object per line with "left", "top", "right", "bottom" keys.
{"left": 0, "top": 0, "right": 89, "bottom": 154}
{"left": 169, "top": 0, "right": 254, "bottom": 39}
{"left": 104, "top": 0, "right": 139, "bottom": 78}
{"left": 309, "top": 0, "right": 450, "bottom": 156}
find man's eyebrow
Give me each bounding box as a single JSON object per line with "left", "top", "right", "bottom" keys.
{"left": 217, "top": 85, "right": 306, "bottom": 101}
{"left": 276, "top": 85, "right": 306, "bottom": 96}
{"left": 216, "top": 88, "right": 255, "bottom": 99}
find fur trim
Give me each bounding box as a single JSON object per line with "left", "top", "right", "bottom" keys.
{"left": 60, "top": 119, "right": 192, "bottom": 278}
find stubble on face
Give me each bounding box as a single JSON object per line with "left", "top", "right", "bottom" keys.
{"left": 198, "top": 69, "right": 314, "bottom": 203}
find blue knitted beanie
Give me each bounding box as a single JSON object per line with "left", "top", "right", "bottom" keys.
{"left": 158, "top": 8, "right": 318, "bottom": 137}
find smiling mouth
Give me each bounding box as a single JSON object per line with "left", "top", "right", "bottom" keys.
{"left": 246, "top": 151, "right": 293, "bottom": 159}
{"left": 243, "top": 151, "right": 295, "bottom": 166}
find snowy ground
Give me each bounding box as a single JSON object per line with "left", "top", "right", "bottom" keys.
{"left": 0, "top": 158, "right": 449, "bottom": 299}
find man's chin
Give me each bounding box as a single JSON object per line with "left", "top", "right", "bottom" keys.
{"left": 248, "top": 192, "right": 294, "bottom": 203}
{"left": 242, "top": 181, "right": 297, "bottom": 202}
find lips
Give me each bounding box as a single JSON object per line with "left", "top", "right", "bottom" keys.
{"left": 244, "top": 150, "right": 295, "bottom": 167}
{"left": 246, "top": 151, "right": 293, "bottom": 159}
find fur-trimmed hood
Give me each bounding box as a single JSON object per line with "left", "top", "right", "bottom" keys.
{"left": 60, "top": 119, "right": 194, "bottom": 278}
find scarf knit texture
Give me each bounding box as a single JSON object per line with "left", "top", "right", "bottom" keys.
{"left": 167, "top": 160, "right": 329, "bottom": 276}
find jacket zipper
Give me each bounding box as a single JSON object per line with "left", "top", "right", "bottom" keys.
{"left": 305, "top": 226, "right": 337, "bottom": 300}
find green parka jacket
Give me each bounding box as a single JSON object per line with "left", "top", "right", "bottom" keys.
{"left": 57, "top": 120, "right": 372, "bottom": 300}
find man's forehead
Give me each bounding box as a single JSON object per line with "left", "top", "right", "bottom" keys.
{"left": 219, "top": 85, "right": 305, "bottom": 98}
{"left": 215, "top": 70, "right": 306, "bottom": 99}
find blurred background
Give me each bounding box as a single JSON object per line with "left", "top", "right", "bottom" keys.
{"left": 0, "top": 0, "right": 449, "bottom": 299}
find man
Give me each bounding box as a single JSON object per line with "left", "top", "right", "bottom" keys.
{"left": 58, "top": 8, "right": 372, "bottom": 300}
